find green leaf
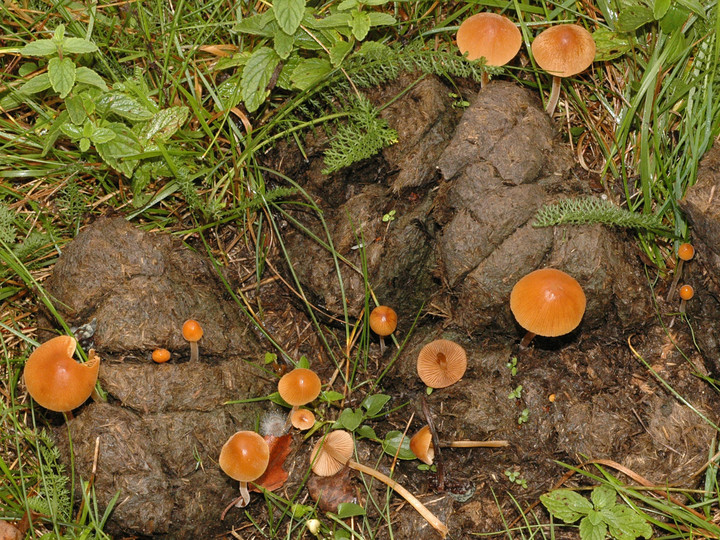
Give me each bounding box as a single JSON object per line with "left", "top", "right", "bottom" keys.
{"left": 590, "top": 485, "right": 616, "bottom": 510}
{"left": 96, "top": 92, "right": 153, "bottom": 121}
{"left": 62, "top": 37, "right": 98, "bottom": 55}
{"left": 273, "top": 0, "right": 305, "bottom": 35}
{"left": 273, "top": 28, "right": 295, "bottom": 60}
{"left": 653, "top": 0, "right": 671, "bottom": 19}
{"left": 139, "top": 106, "right": 189, "bottom": 143}
{"left": 602, "top": 506, "right": 653, "bottom": 540}
{"left": 48, "top": 56, "right": 76, "bottom": 98}
{"left": 95, "top": 122, "right": 143, "bottom": 177}
{"left": 579, "top": 515, "right": 607, "bottom": 540}
{"left": 276, "top": 56, "right": 300, "bottom": 90}
{"left": 290, "top": 57, "right": 332, "bottom": 90}
{"left": 0, "top": 73, "right": 52, "bottom": 110}
{"left": 264, "top": 352, "right": 278, "bottom": 364}
{"left": 356, "top": 425, "right": 378, "bottom": 441}
{"left": 312, "top": 13, "right": 352, "bottom": 29}
{"left": 592, "top": 28, "right": 633, "bottom": 61}
{"left": 65, "top": 94, "right": 87, "bottom": 125}
{"left": 329, "top": 40, "right": 353, "bottom": 66}
{"left": 75, "top": 67, "right": 108, "bottom": 91}
{"left": 361, "top": 394, "right": 390, "bottom": 417}
{"left": 18, "top": 62, "right": 39, "bottom": 77}
{"left": 20, "top": 39, "right": 58, "bottom": 57}
{"left": 40, "top": 110, "right": 70, "bottom": 156}
{"left": 337, "top": 0, "right": 357, "bottom": 9}
{"left": 291, "top": 503, "right": 313, "bottom": 518}
{"left": 333, "top": 408, "right": 364, "bottom": 431}
{"left": 90, "top": 127, "right": 116, "bottom": 144}
{"left": 381, "top": 430, "right": 416, "bottom": 460}
{"left": 60, "top": 123, "right": 83, "bottom": 139}
{"left": 320, "top": 390, "right": 344, "bottom": 403}
{"left": 79, "top": 137, "right": 91, "bottom": 152}
{"left": 360, "top": 0, "right": 391, "bottom": 4}
{"left": 53, "top": 24, "right": 66, "bottom": 43}
{"left": 540, "top": 490, "right": 593, "bottom": 523}
{"left": 336, "top": 502, "right": 365, "bottom": 519}
{"left": 349, "top": 11, "right": 371, "bottom": 40}
{"left": 616, "top": 4, "right": 654, "bottom": 32}
{"left": 241, "top": 46, "right": 280, "bottom": 113}
{"left": 367, "top": 12, "right": 396, "bottom": 26}
{"left": 233, "top": 10, "right": 276, "bottom": 36}
{"left": 659, "top": 5, "right": 691, "bottom": 32}
{"left": 677, "top": 0, "right": 706, "bottom": 16}
{"left": 216, "top": 77, "right": 244, "bottom": 109}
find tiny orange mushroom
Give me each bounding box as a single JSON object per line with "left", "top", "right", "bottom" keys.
{"left": 152, "top": 348, "right": 171, "bottom": 363}
{"left": 219, "top": 431, "right": 270, "bottom": 508}
{"left": 409, "top": 425, "right": 509, "bottom": 466}
{"left": 370, "top": 305, "right": 397, "bottom": 354}
{"left": 416, "top": 339, "right": 467, "bottom": 388}
{"left": 668, "top": 243, "right": 695, "bottom": 301}
{"left": 182, "top": 320, "right": 203, "bottom": 362}
{"left": 278, "top": 367, "right": 321, "bottom": 430}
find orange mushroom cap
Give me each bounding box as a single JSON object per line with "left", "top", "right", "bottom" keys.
{"left": 152, "top": 348, "right": 171, "bottom": 363}
{"left": 510, "top": 268, "right": 586, "bottom": 338}
{"left": 531, "top": 24, "right": 596, "bottom": 78}
{"left": 369, "top": 306, "right": 397, "bottom": 337}
{"left": 409, "top": 425, "right": 435, "bottom": 465}
{"left": 278, "top": 368, "right": 322, "bottom": 407}
{"left": 678, "top": 243, "right": 695, "bottom": 261}
{"left": 24, "top": 336, "right": 100, "bottom": 412}
{"left": 291, "top": 408, "right": 316, "bottom": 431}
{"left": 679, "top": 285, "right": 694, "bottom": 301}
{"left": 457, "top": 13, "right": 522, "bottom": 67}
{"left": 182, "top": 319, "right": 203, "bottom": 342}
{"left": 416, "top": 339, "right": 467, "bottom": 388}
{"left": 310, "top": 430, "right": 354, "bottom": 476}
{"left": 219, "top": 431, "right": 270, "bottom": 482}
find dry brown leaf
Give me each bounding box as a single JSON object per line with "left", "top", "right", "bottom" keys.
{"left": 250, "top": 433, "right": 291, "bottom": 492}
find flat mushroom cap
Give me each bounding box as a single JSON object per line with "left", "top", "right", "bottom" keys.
{"left": 531, "top": 24, "right": 596, "bottom": 77}
{"left": 291, "top": 408, "right": 316, "bottom": 430}
{"left": 24, "top": 336, "right": 100, "bottom": 412}
{"left": 278, "top": 368, "right": 322, "bottom": 407}
{"left": 219, "top": 431, "right": 270, "bottom": 482}
{"left": 510, "top": 268, "right": 586, "bottom": 337}
{"left": 310, "top": 430, "right": 354, "bottom": 476}
{"left": 416, "top": 339, "right": 467, "bottom": 388}
{"left": 457, "top": 13, "right": 522, "bottom": 66}
{"left": 409, "top": 425, "right": 435, "bottom": 465}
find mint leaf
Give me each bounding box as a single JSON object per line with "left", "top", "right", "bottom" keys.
{"left": 273, "top": 28, "right": 295, "bottom": 59}
{"left": 41, "top": 110, "right": 70, "bottom": 156}
{"left": 311, "top": 13, "right": 352, "bottom": 29}
{"left": 97, "top": 92, "right": 153, "bottom": 121}
{"left": 273, "top": 0, "right": 305, "bottom": 35}
{"left": 602, "top": 506, "right": 652, "bottom": 540}
{"left": 291, "top": 57, "right": 332, "bottom": 90}
{"left": 367, "top": 12, "right": 396, "bottom": 26}
{"left": 95, "top": 122, "right": 143, "bottom": 177}
{"left": 349, "top": 11, "right": 371, "bottom": 40}
{"left": 65, "top": 94, "right": 87, "bottom": 125}
{"left": 62, "top": 37, "right": 98, "bottom": 55}
{"left": 329, "top": 40, "right": 353, "bottom": 66}
{"left": 90, "top": 127, "right": 116, "bottom": 145}
{"left": 75, "top": 67, "right": 108, "bottom": 91}
{"left": 361, "top": 394, "right": 390, "bottom": 417}
{"left": 19, "top": 39, "right": 57, "bottom": 57}
{"left": 139, "top": 106, "right": 189, "bottom": 144}
{"left": 79, "top": 137, "right": 91, "bottom": 152}
{"left": 241, "top": 46, "right": 280, "bottom": 112}
{"left": 579, "top": 514, "right": 607, "bottom": 540}
{"left": 591, "top": 485, "right": 616, "bottom": 510}
{"left": 381, "top": 430, "right": 416, "bottom": 460}
{"left": 60, "top": 123, "right": 83, "bottom": 139}
{"left": 48, "top": 56, "right": 76, "bottom": 98}
{"left": 333, "top": 408, "right": 363, "bottom": 431}
{"left": 53, "top": 25, "right": 66, "bottom": 43}
{"left": 540, "top": 490, "right": 593, "bottom": 523}
{"left": 233, "top": 10, "right": 276, "bottom": 36}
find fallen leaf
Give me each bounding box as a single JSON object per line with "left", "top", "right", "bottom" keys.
{"left": 251, "top": 433, "right": 292, "bottom": 492}
{"left": 0, "top": 520, "right": 22, "bottom": 540}
{"left": 307, "top": 467, "right": 357, "bottom": 512}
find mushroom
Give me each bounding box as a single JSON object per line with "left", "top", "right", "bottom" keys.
{"left": 369, "top": 305, "right": 397, "bottom": 354}
{"left": 667, "top": 243, "right": 695, "bottom": 301}
{"left": 510, "top": 268, "right": 586, "bottom": 348}
{"left": 456, "top": 12, "right": 522, "bottom": 87}
{"left": 679, "top": 284, "right": 694, "bottom": 314}
{"left": 23, "top": 335, "right": 100, "bottom": 413}
{"left": 531, "top": 24, "right": 596, "bottom": 116}
{"left": 311, "top": 430, "right": 449, "bottom": 538}
{"left": 290, "top": 408, "right": 316, "bottom": 431}
{"left": 182, "top": 319, "right": 203, "bottom": 362}
{"left": 416, "top": 339, "right": 467, "bottom": 388}
{"left": 219, "top": 430, "right": 270, "bottom": 508}
{"left": 278, "top": 367, "right": 322, "bottom": 429}
{"left": 151, "top": 348, "right": 171, "bottom": 363}
{"left": 409, "top": 425, "right": 509, "bottom": 465}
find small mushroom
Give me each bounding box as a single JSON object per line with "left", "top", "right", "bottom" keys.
{"left": 23, "top": 335, "right": 100, "bottom": 413}
{"left": 416, "top": 339, "right": 467, "bottom": 388}
{"left": 311, "top": 430, "right": 449, "bottom": 538}
{"left": 409, "top": 425, "right": 509, "bottom": 465}
{"left": 369, "top": 305, "right": 397, "bottom": 354}
{"left": 456, "top": 12, "right": 522, "bottom": 87}
{"left": 667, "top": 243, "right": 695, "bottom": 301}
{"left": 219, "top": 430, "right": 270, "bottom": 508}
{"left": 679, "top": 284, "right": 694, "bottom": 314}
{"left": 151, "top": 348, "right": 171, "bottom": 363}
{"left": 531, "top": 24, "right": 596, "bottom": 116}
{"left": 290, "top": 408, "right": 316, "bottom": 431}
{"left": 510, "top": 268, "right": 586, "bottom": 348}
{"left": 182, "top": 319, "right": 203, "bottom": 362}
{"left": 278, "top": 367, "right": 322, "bottom": 429}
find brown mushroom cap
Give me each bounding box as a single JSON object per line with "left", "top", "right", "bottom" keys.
{"left": 290, "top": 408, "right": 316, "bottom": 431}
{"left": 531, "top": 24, "right": 596, "bottom": 78}
{"left": 369, "top": 306, "right": 397, "bottom": 337}
{"left": 278, "top": 368, "right": 322, "bottom": 407}
{"left": 409, "top": 426, "right": 435, "bottom": 465}
{"left": 416, "top": 339, "right": 467, "bottom": 388}
{"left": 219, "top": 431, "right": 270, "bottom": 482}
{"left": 457, "top": 13, "right": 522, "bottom": 67}
{"left": 510, "top": 268, "right": 586, "bottom": 337}
{"left": 24, "top": 336, "right": 100, "bottom": 412}
{"left": 310, "top": 430, "right": 354, "bottom": 476}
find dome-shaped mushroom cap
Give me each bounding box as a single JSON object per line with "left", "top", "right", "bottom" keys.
{"left": 416, "top": 339, "right": 467, "bottom": 388}
{"left": 24, "top": 336, "right": 100, "bottom": 412}
{"left": 310, "top": 430, "right": 354, "bottom": 476}
{"left": 182, "top": 319, "right": 203, "bottom": 342}
{"left": 291, "top": 408, "right": 316, "bottom": 430}
{"left": 278, "top": 368, "right": 322, "bottom": 407}
{"left": 510, "top": 268, "right": 586, "bottom": 337}
{"left": 369, "top": 306, "right": 397, "bottom": 337}
{"left": 531, "top": 24, "right": 596, "bottom": 77}
{"left": 409, "top": 425, "right": 435, "bottom": 465}
{"left": 219, "top": 431, "right": 270, "bottom": 482}
{"left": 457, "top": 13, "right": 522, "bottom": 67}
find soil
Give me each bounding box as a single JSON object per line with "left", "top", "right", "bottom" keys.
{"left": 37, "top": 74, "right": 720, "bottom": 539}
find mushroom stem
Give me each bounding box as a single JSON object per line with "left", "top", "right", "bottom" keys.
{"left": 519, "top": 331, "right": 536, "bottom": 348}
{"left": 189, "top": 342, "right": 199, "bottom": 362}
{"left": 545, "top": 76, "right": 561, "bottom": 117}
{"left": 283, "top": 405, "right": 298, "bottom": 432}
{"left": 679, "top": 299, "right": 688, "bottom": 314}
{"left": 379, "top": 336, "right": 386, "bottom": 355}
{"left": 346, "top": 459, "right": 449, "bottom": 538}
{"left": 236, "top": 482, "right": 251, "bottom": 508}
{"left": 667, "top": 260, "right": 685, "bottom": 301}
{"left": 440, "top": 440, "right": 509, "bottom": 448}
{"left": 481, "top": 71, "right": 490, "bottom": 88}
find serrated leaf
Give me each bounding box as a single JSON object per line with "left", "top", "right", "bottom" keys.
{"left": 65, "top": 94, "right": 86, "bottom": 125}
{"left": 139, "top": 106, "right": 189, "bottom": 143}
{"left": 653, "top": 0, "right": 671, "bottom": 19}
{"left": 18, "top": 62, "right": 39, "bottom": 77}
{"left": 274, "top": 0, "right": 305, "bottom": 34}
{"left": 75, "top": 67, "right": 108, "bottom": 91}
{"left": 53, "top": 25, "right": 66, "bottom": 42}
{"left": 602, "top": 506, "right": 653, "bottom": 540}
{"left": 336, "top": 502, "right": 365, "bottom": 518}
{"left": 367, "top": 12, "right": 396, "bottom": 26}
{"left": 78, "top": 137, "right": 90, "bottom": 152}
{"left": 381, "top": 430, "right": 416, "bottom": 460}
{"left": 273, "top": 28, "right": 295, "bottom": 59}
{"left": 241, "top": 46, "right": 280, "bottom": 113}
{"left": 41, "top": 110, "right": 70, "bottom": 156}
{"left": 95, "top": 122, "right": 143, "bottom": 177}
{"left": 62, "top": 37, "right": 98, "bottom": 55}
{"left": 592, "top": 28, "right": 633, "bottom": 61}
{"left": 616, "top": 5, "right": 654, "bottom": 31}
{"left": 291, "top": 57, "right": 332, "bottom": 90}
{"left": 337, "top": 0, "right": 357, "bottom": 9}
{"left": 82, "top": 121, "right": 94, "bottom": 138}
{"left": 60, "top": 123, "right": 83, "bottom": 139}
{"left": 48, "top": 57, "right": 76, "bottom": 98}
{"left": 349, "top": 11, "right": 371, "bottom": 40}
{"left": 361, "top": 394, "right": 390, "bottom": 417}
{"left": 540, "top": 490, "right": 593, "bottom": 523}
{"left": 333, "top": 408, "right": 364, "bottom": 431}
{"left": 590, "top": 485, "right": 616, "bottom": 510}
{"left": 90, "top": 127, "right": 116, "bottom": 144}
{"left": 0, "top": 73, "right": 52, "bottom": 110}
{"left": 579, "top": 515, "right": 607, "bottom": 540}
{"left": 276, "top": 55, "right": 300, "bottom": 90}
{"left": 216, "top": 77, "right": 243, "bottom": 109}
{"left": 360, "top": 0, "right": 390, "bottom": 4}
{"left": 312, "top": 13, "right": 352, "bottom": 29}
{"left": 20, "top": 39, "right": 58, "bottom": 57}
{"left": 96, "top": 92, "right": 153, "bottom": 121}
{"left": 233, "top": 10, "right": 276, "bottom": 36}
{"left": 329, "top": 40, "right": 353, "bottom": 66}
